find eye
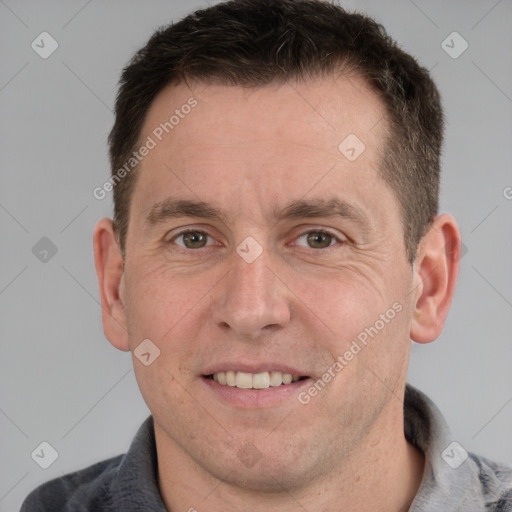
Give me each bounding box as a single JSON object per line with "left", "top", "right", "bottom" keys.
{"left": 171, "top": 230, "right": 214, "bottom": 249}
{"left": 294, "top": 230, "right": 344, "bottom": 249}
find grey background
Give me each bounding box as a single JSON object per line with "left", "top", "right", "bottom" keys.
{"left": 1, "top": 0, "right": 511, "bottom": 510}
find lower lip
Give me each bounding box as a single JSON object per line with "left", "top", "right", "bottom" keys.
{"left": 201, "top": 376, "right": 312, "bottom": 408}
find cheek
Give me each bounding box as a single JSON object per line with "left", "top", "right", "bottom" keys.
{"left": 133, "top": 358, "right": 201, "bottom": 447}
{"left": 122, "top": 260, "right": 214, "bottom": 342}
{"left": 291, "top": 269, "right": 384, "bottom": 339}
{"left": 301, "top": 268, "right": 410, "bottom": 375}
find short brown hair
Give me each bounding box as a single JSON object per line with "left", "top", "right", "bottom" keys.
{"left": 108, "top": 0, "right": 443, "bottom": 264}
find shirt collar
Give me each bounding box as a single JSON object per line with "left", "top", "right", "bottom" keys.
{"left": 405, "top": 384, "right": 486, "bottom": 511}
{"left": 112, "top": 415, "right": 168, "bottom": 511}
{"left": 111, "top": 384, "right": 485, "bottom": 511}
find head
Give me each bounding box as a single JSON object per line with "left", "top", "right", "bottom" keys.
{"left": 109, "top": 0, "right": 444, "bottom": 266}
{"left": 94, "top": 0, "right": 460, "bottom": 497}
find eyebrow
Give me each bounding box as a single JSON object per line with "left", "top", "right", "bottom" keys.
{"left": 144, "top": 199, "right": 228, "bottom": 232}
{"left": 144, "top": 197, "right": 371, "bottom": 233}
{"left": 273, "top": 198, "right": 370, "bottom": 231}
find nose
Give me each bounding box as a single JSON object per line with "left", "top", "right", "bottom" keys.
{"left": 211, "top": 246, "right": 291, "bottom": 339}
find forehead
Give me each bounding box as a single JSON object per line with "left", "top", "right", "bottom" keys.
{"left": 143, "top": 74, "right": 386, "bottom": 151}
{"left": 131, "top": 74, "right": 397, "bottom": 228}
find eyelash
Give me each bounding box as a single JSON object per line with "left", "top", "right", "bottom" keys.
{"left": 294, "top": 230, "right": 344, "bottom": 248}
{"left": 168, "top": 228, "right": 345, "bottom": 250}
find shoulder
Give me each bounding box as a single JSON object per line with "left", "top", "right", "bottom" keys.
{"left": 20, "top": 454, "right": 124, "bottom": 512}
{"left": 470, "top": 453, "right": 512, "bottom": 511}
{"left": 404, "top": 384, "right": 512, "bottom": 511}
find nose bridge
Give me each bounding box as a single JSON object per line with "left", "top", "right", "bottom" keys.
{"left": 233, "top": 251, "right": 270, "bottom": 304}
{"left": 212, "top": 244, "right": 290, "bottom": 336}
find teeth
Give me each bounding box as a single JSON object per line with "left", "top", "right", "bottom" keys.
{"left": 211, "top": 371, "right": 300, "bottom": 389}
{"left": 282, "top": 373, "right": 293, "bottom": 385}
{"left": 269, "top": 371, "right": 283, "bottom": 387}
{"left": 236, "top": 371, "right": 253, "bottom": 389}
{"left": 253, "top": 372, "right": 270, "bottom": 389}
{"left": 226, "top": 371, "right": 236, "bottom": 386}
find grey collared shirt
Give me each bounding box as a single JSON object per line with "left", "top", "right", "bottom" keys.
{"left": 21, "top": 384, "right": 512, "bottom": 511}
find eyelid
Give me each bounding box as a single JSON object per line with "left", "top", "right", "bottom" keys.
{"left": 164, "top": 225, "right": 346, "bottom": 249}
{"left": 166, "top": 226, "right": 220, "bottom": 248}
{"left": 290, "top": 227, "right": 347, "bottom": 247}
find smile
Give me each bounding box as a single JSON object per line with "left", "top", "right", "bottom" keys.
{"left": 207, "top": 371, "right": 303, "bottom": 389}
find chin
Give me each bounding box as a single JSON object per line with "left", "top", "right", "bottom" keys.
{"left": 221, "top": 464, "right": 309, "bottom": 493}
{"left": 202, "top": 441, "right": 315, "bottom": 492}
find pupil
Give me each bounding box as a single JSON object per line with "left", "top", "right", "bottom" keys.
{"left": 184, "top": 232, "right": 206, "bottom": 248}
{"left": 307, "top": 232, "right": 331, "bottom": 248}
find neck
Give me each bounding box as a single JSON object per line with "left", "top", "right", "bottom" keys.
{"left": 155, "top": 402, "right": 425, "bottom": 512}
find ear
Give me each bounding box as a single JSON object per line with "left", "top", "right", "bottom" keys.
{"left": 410, "top": 214, "right": 461, "bottom": 344}
{"left": 93, "top": 218, "right": 130, "bottom": 351}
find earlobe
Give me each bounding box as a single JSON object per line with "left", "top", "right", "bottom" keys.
{"left": 93, "top": 218, "right": 130, "bottom": 351}
{"left": 410, "top": 214, "right": 461, "bottom": 344}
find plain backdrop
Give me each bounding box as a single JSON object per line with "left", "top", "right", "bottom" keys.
{"left": 1, "top": 1, "right": 511, "bottom": 510}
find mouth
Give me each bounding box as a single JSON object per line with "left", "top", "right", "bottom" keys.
{"left": 204, "top": 371, "right": 308, "bottom": 390}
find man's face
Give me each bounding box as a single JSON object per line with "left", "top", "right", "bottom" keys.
{"left": 119, "top": 75, "right": 417, "bottom": 488}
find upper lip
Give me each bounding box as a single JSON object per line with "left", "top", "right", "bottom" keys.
{"left": 202, "top": 362, "right": 308, "bottom": 377}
